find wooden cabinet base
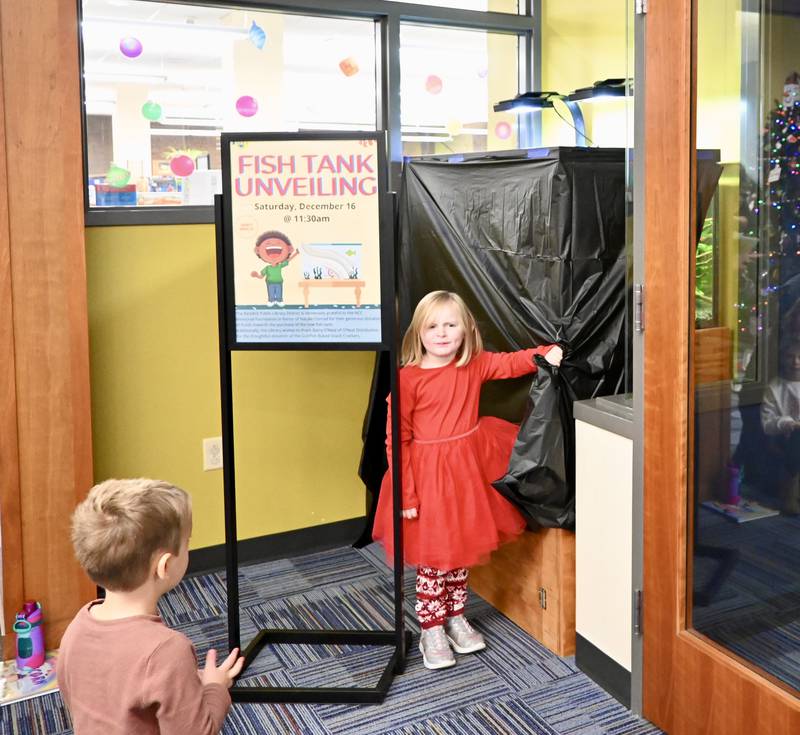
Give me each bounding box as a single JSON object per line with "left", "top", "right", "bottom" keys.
{"left": 471, "top": 528, "right": 576, "bottom": 657}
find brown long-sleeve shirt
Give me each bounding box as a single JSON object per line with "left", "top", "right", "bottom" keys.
{"left": 57, "top": 601, "right": 231, "bottom": 735}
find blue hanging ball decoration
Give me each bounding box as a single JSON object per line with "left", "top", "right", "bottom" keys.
{"left": 249, "top": 21, "right": 267, "bottom": 50}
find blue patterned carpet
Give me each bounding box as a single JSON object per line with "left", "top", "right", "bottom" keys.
{"left": 693, "top": 507, "right": 800, "bottom": 691}
{"left": 2, "top": 544, "right": 660, "bottom": 735}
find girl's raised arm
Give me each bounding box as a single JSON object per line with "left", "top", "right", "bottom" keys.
{"left": 478, "top": 344, "right": 559, "bottom": 381}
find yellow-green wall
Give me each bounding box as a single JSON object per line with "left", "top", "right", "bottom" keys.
{"left": 86, "top": 225, "right": 374, "bottom": 550}
{"left": 696, "top": 1, "right": 742, "bottom": 345}
{"left": 697, "top": 0, "right": 742, "bottom": 161}
{"left": 540, "top": 3, "right": 628, "bottom": 147}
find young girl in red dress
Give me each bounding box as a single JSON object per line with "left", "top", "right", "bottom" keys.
{"left": 372, "top": 290, "right": 562, "bottom": 670}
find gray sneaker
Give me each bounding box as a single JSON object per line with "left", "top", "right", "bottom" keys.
{"left": 419, "top": 626, "right": 456, "bottom": 670}
{"left": 445, "top": 615, "right": 486, "bottom": 654}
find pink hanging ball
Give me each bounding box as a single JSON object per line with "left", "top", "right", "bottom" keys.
{"left": 425, "top": 75, "right": 443, "bottom": 95}
{"left": 119, "top": 37, "right": 143, "bottom": 59}
{"left": 495, "top": 121, "right": 513, "bottom": 140}
{"left": 236, "top": 95, "right": 259, "bottom": 117}
{"left": 170, "top": 155, "right": 195, "bottom": 177}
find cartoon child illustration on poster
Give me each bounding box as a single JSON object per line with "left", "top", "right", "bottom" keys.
{"left": 250, "top": 230, "right": 299, "bottom": 305}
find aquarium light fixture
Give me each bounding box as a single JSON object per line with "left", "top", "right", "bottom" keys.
{"left": 493, "top": 91, "right": 560, "bottom": 113}
{"left": 566, "top": 78, "right": 630, "bottom": 103}
{"left": 493, "top": 90, "right": 588, "bottom": 146}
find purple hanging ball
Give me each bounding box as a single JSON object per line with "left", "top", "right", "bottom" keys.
{"left": 119, "top": 37, "right": 143, "bottom": 59}
{"left": 236, "top": 95, "right": 259, "bottom": 117}
{"left": 170, "top": 155, "right": 195, "bottom": 177}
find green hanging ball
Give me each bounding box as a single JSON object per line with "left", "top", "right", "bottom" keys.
{"left": 141, "top": 100, "right": 162, "bottom": 121}
{"left": 106, "top": 164, "right": 131, "bottom": 188}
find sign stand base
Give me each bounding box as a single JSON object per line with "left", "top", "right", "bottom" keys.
{"left": 230, "top": 628, "right": 412, "bottom": 704}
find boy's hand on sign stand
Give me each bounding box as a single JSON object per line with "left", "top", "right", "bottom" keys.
{"left": 201, "top": 648, "right": 245, "bottom": 689}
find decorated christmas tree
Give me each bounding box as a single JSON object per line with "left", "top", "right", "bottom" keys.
{"left": 764, "top": 72, "right": 800, "bottom": 322}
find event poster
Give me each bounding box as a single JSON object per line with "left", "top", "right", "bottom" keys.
{"left": 224, "top": 134, "right": 384, "bottom": 345}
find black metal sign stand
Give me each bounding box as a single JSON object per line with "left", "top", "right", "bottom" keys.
{"left": 214, "top": 131, "right": 409, "bottom": 704}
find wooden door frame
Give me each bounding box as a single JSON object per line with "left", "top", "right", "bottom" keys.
{"left": 0, "top": 0, "right": 96, "bottom": 654}
{"left": 0, "top": 5, "right": 24, "bottom": 652}
{"left": 642, "top": 1, "right": 800, "bottom": 732}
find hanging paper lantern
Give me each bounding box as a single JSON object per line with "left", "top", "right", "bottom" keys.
{"left": 169, "top": 155, "right": 195, "bottom": 177}
{"left": 446, "top": 119, "right": 462, "bottom": 136}
{"left": 141, "top": 100, "right": 162, "bottom": 121}
{"left": 106, "top": 164, "right": 131, "bottom": 188}
{"left": 236, "top": 95, "right": 258, "bottom": 117}
{"left": 249, "top": 21, "right": 267, "bottom": 50}
{"left": 494, "top": 121, "right": 513, "bottom": 140}
{"left": 119, "top": 37, "right": 143, "bottom": 58}
{"left": 339, "top": 57, "right": 360, "bottom": 77}
{"left": 425, "top": 75, "right": 443, "bottom": 95}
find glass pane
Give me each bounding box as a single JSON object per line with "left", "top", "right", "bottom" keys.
{"left": 691, "top": 0, "right": 800, "bottom": 695}
{"left": 385, "top": 0, "right": 520, "bottom": 11}
{"left": 400, "top": 24, "right": 520, "bottom": 156}
{"left": 537, "top": 4, "right": 629, "bottom": 149}
{"left": 81, "top": 0, "right": 377, "bottom": 208}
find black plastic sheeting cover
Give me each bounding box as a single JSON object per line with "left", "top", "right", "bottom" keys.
{"left": 356, "top": 148, "right": 722, "bottom": 538}
{"left": 357, "top": 148, "right": 629, "bottom": 535}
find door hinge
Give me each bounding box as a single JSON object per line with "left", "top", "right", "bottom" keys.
{"left": 635, "top": 0, "right": 648, "bottom": 14}
{"left": 633, "top": 589, "right": 643, "bottom": 636}
{"left": 634, "top": 284, "right": 645, "bottom": 333}
{"left": 538, "top": 587, "right": 547, "bottom": 610}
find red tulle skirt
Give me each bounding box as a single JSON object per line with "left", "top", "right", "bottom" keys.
{"left": 372, "top": 416, "right": 526, "bottom": 570}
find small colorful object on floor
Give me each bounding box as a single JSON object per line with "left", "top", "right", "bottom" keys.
{"left": 0, "top": 650, "right": 58, "bottom": 706}
{"left": 119, "top": 36, "right": 143, "bottom": 58}
{"left": 14, "top": 601, "right": 45, "bottom": 672}
{"left": 425, "top": 74, "right": 443, "bottom": 95}
{"left": 235, "top": 94, "right": 258, "bottom": 117}
{"left": 141, "top": 100, "right": 162, "bottom": 121}
{"left": 249, "top": 20, "right": 267, "bottom": 50}
{"left": 338, "top": 56, "right": 360, "bottom": 77}
{"left": 106, "top": 164, "right": 131, "bottom": 188}
{"left": 494, "top": 121, "right": 513, "bottom": 140}
{"left": 169, "top": 155, "right": 195, "bottom": 177}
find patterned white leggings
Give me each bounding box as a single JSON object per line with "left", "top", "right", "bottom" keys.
{"left": 415, "top": 566, "right": 469, "bottom": 629}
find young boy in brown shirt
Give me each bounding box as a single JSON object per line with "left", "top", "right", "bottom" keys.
{"left": 57, "top": 478, "right": 244, "bottom": 734}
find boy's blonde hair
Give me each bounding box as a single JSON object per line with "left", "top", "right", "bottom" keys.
{"left": 401, "top": 290, "right": 483, "bottom": 367}
{"left": 71, "top": 479, "right": 192, "bottom": 592}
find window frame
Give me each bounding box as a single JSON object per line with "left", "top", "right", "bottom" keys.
{"left": 79, "top": 0, "right": 539, "bottom": 226}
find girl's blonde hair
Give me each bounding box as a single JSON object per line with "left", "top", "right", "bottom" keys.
{"left": 401, "top": 290, "right": 483, "bottom": 367}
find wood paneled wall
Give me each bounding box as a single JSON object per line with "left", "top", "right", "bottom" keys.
{"left": 471, "top": 529, "right": 575, "bottom": 656}
{"left": 0, "top": 0, "right": 95, "bottom": 653}
{"left": 694, "top": 326, "right": 732, "bottom": 384}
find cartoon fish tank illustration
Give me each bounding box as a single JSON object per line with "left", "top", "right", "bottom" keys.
{"left": 298, "top": 243, "right": 367, "bottom": 307}
{"left": 302, "top": 243, "right": 362, "bottom": 281}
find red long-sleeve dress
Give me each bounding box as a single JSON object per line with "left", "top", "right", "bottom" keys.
{"left": 372, "top": 346, "right": 554, "bottom": 570}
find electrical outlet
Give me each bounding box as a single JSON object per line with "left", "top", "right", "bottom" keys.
{"left": 203, "top": 437, "right": 223, "bottom": 471}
